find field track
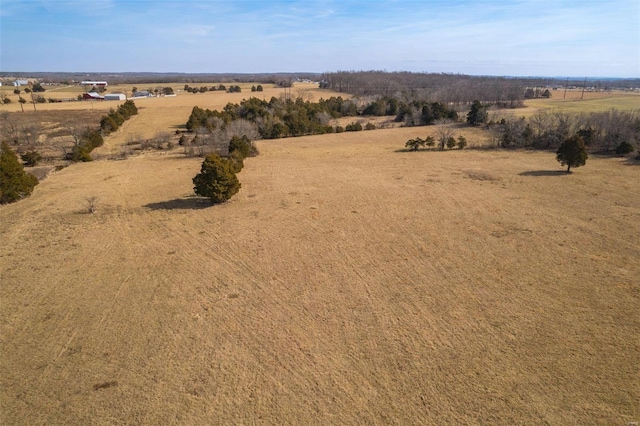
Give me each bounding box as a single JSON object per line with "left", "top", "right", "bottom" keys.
{"left": 1, "top": 128, "right": 638, "bottom": 423}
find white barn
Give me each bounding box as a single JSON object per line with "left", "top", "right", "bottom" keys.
{"left": 104, "top": 93, "right": 126, "bottom": 101}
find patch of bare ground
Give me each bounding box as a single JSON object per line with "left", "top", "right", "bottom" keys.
{"left": 1, "top": 129, "right": 638, "bottom": 424}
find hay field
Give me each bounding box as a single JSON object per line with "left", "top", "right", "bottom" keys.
{"left": 517, "top": 90, "right": 640, "bottom": 117}
{"left": 1, "top": 127, "right": 638, "bottom": 424}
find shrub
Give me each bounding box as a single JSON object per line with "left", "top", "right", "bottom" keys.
{"left": 193, "top": 153, "right": 241, "bottom": 204}
{"left": 228, "top": 135, "right": 252, "bottom": 159}
{"left": 21, "top": 150, "right": 42, "bottom": 167}
{"left": 67, "top": 128, "right": 103, "bottom": 162}
{"left": 335, "top": 125, "right": 344, "bottom": 133}
{"left": 446, "top": 136, "right": 457, "bottom": 149}
{"left": 405, "top": 137, "right": 425, "bottom": 151}
{"left": 0, "top": 141, "right": 39, "bottom": 204}
{"left": 345, "top": 122, "right": 363, "bottom": 132}
{"left": 457, "top": 135, "right": 468, "bottom": 149}
{"left": 615, "top": 141, "right": 634, "bottom": 156}
{"left": 365, "top": 122, "right": 376, "bottom": 130}
{"left": 425, "top": 136, "right": 436, "bottom": 148}
{"left": 69, "top": 145, "right": 93, "bottom": 162}
{"left": 228, "top": 150, "right": 245, "bottom": 173}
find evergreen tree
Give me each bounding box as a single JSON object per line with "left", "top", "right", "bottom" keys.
{"left": 556, "top": 135, "right": 588, "bottom": 172}
{"left": 615, "top": 141, "right": 634, "bottom": 156}
{"left": 467, "top": 100, "right": 488, "bottom": 126}
{"left": 193, "top": 154, "right": 241, "bottom": 204}
{"left": 0, "top": 141, "right": 39, "bottom": 204}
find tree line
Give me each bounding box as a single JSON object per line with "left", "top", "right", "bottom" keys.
{"left": 185, "top": 95, "right": 459, "bottom": 142}
{"left": 319, "top": 71, "right": 638, "bottom": 107}
{"left": 485, "top": 109, "right": 640, "bottom": 154}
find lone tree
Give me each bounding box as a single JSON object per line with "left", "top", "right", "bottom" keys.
{"left": 193, "top": 153, "right": 241, "bottom": 204}
{"left": 556, "top": 134, "right": 588, "bottom": 172}
{"left": 0, "top": 141, "right": 39, "bottom": 204}
{"left": 467, "top": 100, "right": 488, "bottom": 126}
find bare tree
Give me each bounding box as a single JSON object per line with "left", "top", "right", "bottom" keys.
{"left": 0, "top": 112, "right": 21, "bottom": 144}
{"left": 21, "top": 123, "right": 41, "bottom": 147}
{"left": 434, "top": 118, "right": 455, "bottom": 149}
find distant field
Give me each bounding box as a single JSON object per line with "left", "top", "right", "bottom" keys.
{"left": 518, "top": 90, "right": 640, "bottom": 117}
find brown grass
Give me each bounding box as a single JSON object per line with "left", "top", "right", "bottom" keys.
{"left": 1, "top": 127, "right": 638, "bottom": 424}
{"left": 515, "top": 90, "right": 640, "bottom": 117}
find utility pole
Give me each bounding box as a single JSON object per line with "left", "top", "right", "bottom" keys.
{"left": 580, "top": 77, "right": 587, "bottom": 100}
{"left": 563, "top": 78, "right": 568, "bottom": 99}
{"left": 29, "top": 82, "right": 36, "bottom": 111}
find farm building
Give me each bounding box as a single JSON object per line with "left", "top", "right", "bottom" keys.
{"left": 13, "top": 80, "right": 29, "bottom": 86}
{"left": 132, "top": 90, "right": 152, "bottom": 97}
{"left": 82, "top": 92, "right": 104, "bottom": 100}
{"left": 81, "top": 81, "right": 108, "bottom": 87}
{"left": 104, "top": 93, "right": 126, "bottom": 101}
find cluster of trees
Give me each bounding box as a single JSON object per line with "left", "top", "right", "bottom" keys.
{"left": 131, "top": 87, "right": 173, "bottom": 95}
{"left": 183, "top": 84, "right": 241, "bottom": 93}
{"left": 487, "top": 109, "right": 639, "bottom": 154}
{"left": 405, "top": 134, "right": 467, "bottom": 151}
{"left": 192, "top": 135, "right": 257, "bottom": 204}
{"left": 100, "top": 100, "right": 138, "bottom": 134}
{"left": 524, "top": 88, "right": 551, "bottom": 99}
{"left": 31, "top": 82, "right": 45, "bottom": 92}
{"left": 185, "top": 95, "right": 458, "bottom": 142}
{"left": 250, "top": 85, "right": 264, "bottom": 92}
{"left": 320, "top": 71, "right": 526, "bottom": 107}
{"left": 394, "top": 99, "right": 459, "bottom": 126}
{"left": 1, "top": 112, "right": 40, "bottom": 146}
{"left": 0, "top": 141, "right": 39, "bottom": 204}
{"left": 66, "top": 128, "right": 104, "bottom": 162}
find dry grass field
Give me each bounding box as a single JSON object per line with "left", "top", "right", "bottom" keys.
{"left": 518, "top": 90, "right": 640, "bottom": 117}
{"left": 1, "top": 121, "right": 638, "bottom": 424}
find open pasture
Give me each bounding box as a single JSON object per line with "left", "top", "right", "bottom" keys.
{"left": 1, "top": 127, "right": 638, "bottom": 424}
{"left": 518, "top": 90, "right": 640, "bottom": 117}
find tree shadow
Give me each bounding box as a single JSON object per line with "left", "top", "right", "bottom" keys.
{"left": 393, "top": 148, "right": 445, "bottom": 153}
{"left": 519, "top": 170, "right": 569, "bottom": 176}
{"left": 144, "top": 197, "right": 211, "bottom": 210}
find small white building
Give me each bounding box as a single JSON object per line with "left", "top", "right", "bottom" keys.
{"left": 132, "top": 90, "right": 152, "bottom": 97}
{"left": 104, "top": 93, "right": 126, "bottom": 101}
{"left": 13, "top": 80, "right": 29, "bottom": 86}
{"left": 81, "top": 81, "right": 108, "bottom": 87}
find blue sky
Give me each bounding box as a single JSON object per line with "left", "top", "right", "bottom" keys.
{"left": 1, "top": 0, "right": 638, "bottom": 77}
